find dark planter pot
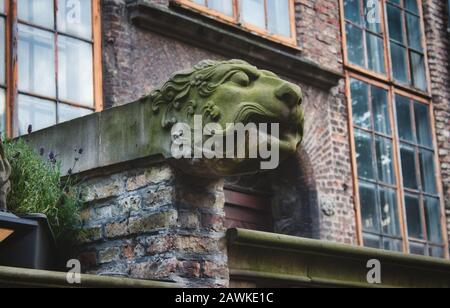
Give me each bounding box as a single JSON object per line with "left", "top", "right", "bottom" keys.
{"left": 0, "top": 213, "right": 57, "bottom": 270}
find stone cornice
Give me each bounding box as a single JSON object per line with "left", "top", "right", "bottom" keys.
{"left": 127, "top": 0, "right": 343, "bottom": 90}
{"left": 227, "top": 228, "right": 450, "bottom": 288}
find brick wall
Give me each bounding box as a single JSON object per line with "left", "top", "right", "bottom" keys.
{"left": 422, "top": 0, "right": 450, "bottom": 243}
{"left": 99, "top": 0, "right": 356, "bottom": 247}
{"left": 77, "top": 163, "right": 228, "bottom": 287}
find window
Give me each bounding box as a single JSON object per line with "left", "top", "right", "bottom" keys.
{"left": 343, "top": 0, "right": 447, "bottom": 258}
{"left": 347, "top": 76, "right": 447, "bottom": 258}
{"left": 342, "top": 0, "right": 428, "bottom": 93}
{"left": 173, "top": 0, "right": 296, "bottom": 46}
{"left": 1, "top": 0, "right": 102, "bottom": 137}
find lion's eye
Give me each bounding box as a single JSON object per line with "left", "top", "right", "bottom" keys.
{"left": 230, "top": 72, "right": 250, "bottom": 87}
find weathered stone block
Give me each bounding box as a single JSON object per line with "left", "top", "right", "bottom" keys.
{"left": 98, "top": 247, "right": 121, "bottom": 264}
{"left": 128, "top": 210, "right": 178, "bottom": 234}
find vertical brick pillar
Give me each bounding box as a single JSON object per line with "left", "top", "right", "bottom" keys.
{"left": 77, "top": 162, "right": 229, "bottom": 288}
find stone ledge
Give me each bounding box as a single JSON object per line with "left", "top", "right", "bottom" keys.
{"left": 227, "top": 228, "right": 450, "bottom": 288}
{"left": 0, "top": 266, "right": 180, "bottom": 288}
{"left": 127, "top": 0, "right": 343, "bottom": 90}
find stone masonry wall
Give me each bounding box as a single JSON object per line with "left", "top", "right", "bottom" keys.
{"left": 77, "top": 163, "right": 228, "bottom": 288}
{"left": 422, "top": 0, "right": 450, "bottom": 244}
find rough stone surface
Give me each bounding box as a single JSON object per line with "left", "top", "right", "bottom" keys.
{"left": 77, "top": 163, "right": 228, "bottom": 288}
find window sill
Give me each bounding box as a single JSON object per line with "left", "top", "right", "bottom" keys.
{"left": 127, "top": 0, "right": 343, "bottom": 90}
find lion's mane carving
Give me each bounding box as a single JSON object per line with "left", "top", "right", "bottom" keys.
{"left": 141, "top": 59, "right": 305, "bottom": 177}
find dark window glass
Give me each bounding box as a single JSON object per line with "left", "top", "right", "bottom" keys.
{"left": 383, "top": 238, "right": 403, "bottom": 252}
{"left": 379, "top": 187, "right": 400, "bottom": 236}
{"left": 410, "top": 51, "right": 427, "bottom": 91}
{"left": 424, "top": 197, "right": 442, "bottom": 244}
{"left": 346, "top": 24, "right": 365, "bottom": 67}
{"left": 405, "top": 194, "right": 424, "bottom": 239}
{"left": 350, "top": 79, "right": 371, "bottom": 129}
{"left": 360, "top": 183, "right": 380, "bottom": 233}
{"left": 419, "top": 149, "right": 437, "bottom": 194}
{"left": 367, "top": 33, "right": 386, "bottom": 74}
{"left": 409, "top": 242, "right": 426, "bottom": 256}
{"left": 355, "top": 130, "right": 375, "bottom": 180}
{"left": 406, "top": 13, "right": 422, "bottom": 51}
{"left": 396, "top": 96, "right": 414, "bottom": 142}
{"left": 400, "top": 144, "right": 418, "bottom": 190}
{"left": 429, "top": 246, "right": 444, "bottom": 258}
{"left": 404, "top": 0, "right": 419, "bottom": 14}
{"left": 390, "top": 43, "right": 408, "bottom": 83}
{"left": 375, "top": 136, "right": 395, "bottom": 185}
{"left": 371, "top": 86, "right": 390, "bottom": 134}
{"left": 387, "top": 4, "right": 404, "bottom": 43}
{"left": 363, "top": 233, "right": 381, "bottom": 249}
{"left": 345, "top": 0, "right": 362, "bottom": 24}
{"left": 414, "top": 102, "right": 433, "bottom": 147}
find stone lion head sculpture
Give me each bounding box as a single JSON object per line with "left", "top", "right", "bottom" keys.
{"left": 146, "top": 59, "right": 304, "bottom": 178}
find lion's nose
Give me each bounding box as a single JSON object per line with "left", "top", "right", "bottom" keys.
{"left": 275, "top": 83, "right": 302, "bottom": 108}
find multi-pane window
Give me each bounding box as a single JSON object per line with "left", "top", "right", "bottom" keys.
{"left": 344, "top": 0, "right": 386, "bottom": 74}
{"left": 343, "top": 0, "right": 428, "bottom": 92}
{"left": 350, "top": 79, "right": 402, "bottom": 252}
{"left": 343, "top": 0, "right": 447, "bottom": 258}
{"left": 1, "top": 0, "right": 102, "bottom": 137}
{"left": 395, "top": 95, "right": 444, "bottom": 257}
{"left": 175, "top": 0, "right": 296, "bottom": 45}
{"left": 348, "top": 77, "right": 446, "bottom": 258}
{"left": 386, "top": 0, "right": 427, "bottom": 91}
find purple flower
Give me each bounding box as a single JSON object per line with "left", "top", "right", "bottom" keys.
{"left": 49, "top": 151, "right": 55, "bottom": 160}
{"left": 39, "top": 148, "right": 45, "bottom": 156}
{"left": 78, "top": 148, "right": 83, "bottom": 155}
{"left": 27, "top": 125, "right": 33, "bottom": 135}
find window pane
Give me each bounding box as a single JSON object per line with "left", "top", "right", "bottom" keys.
{"left": 363, "top": 233, "right": 381, "bottom": 249}
{"left": 400, "top": 144, "right": 418, "bottom": 190}
{"left": 390, "top": 43, "right": 408, "bottom": 84}
{"left": 344, "top": 0, "right": 362, "bottom": 24}
{"left": 57, "top": 0, "right": 92, "bottom": 40}
{"left": 424, "top": 197, "right": 442, "bottom": 244}
{"left": 429, "top": 246, "right": 444, "bottom": 258}
{"left": 379, "top": 187, "right": 400, "bottom": 236}
{"left": 410, "top": 51, "right": 427, "bottom": 91}
{"left": 350, "top": 79, "right": 371, "bottom": 129}
{"left": 18, "top": 0, "right": 54, "bottom": 29}
{"left": 414, "top": 103, "right": 432, "bottom": 147}
{"left": 383, "top": 238, "right": 403, "bottom": 252}
{"left": 0, "top": 17, "right": 5, "bottom": 86}
{"left": 0, "top": 0, "right": 4, "bottom": 13}
{"left": 406, "top": 13, "right": 422, "bottom": 51}
{"left": 404, "top": 0, "right": 419, "bottom": 14}
{"left": 364, "top": 0, "right": 382, "bottom": 33}
{"left": 360, "top": 183, "right": 380, "bottom": 233}
{"left": 366, "top": 33, "right": 385, "bottom": 74}
{"left": 409, "top": 242, "right": 426, "bottom": 256}
{"left": 18, "top": 25, "right": 56, "bottom": 98}
{"left": 0, "top": 88, "right": 5, "bottom": 133}
{"left": 387, "top": 4, "right": 404, "bottom": 43}
{"left": 396, "top": 95, "right": 414, "bottom": 142}
{"left": 18, "top": 94, "right": 56, "bottom": 135}
{"left": 371, "top": 86, "right": 390, "bottom": 134}
{"left": 241, "top": 0, "right": 265, "bottom": 29}
{"left": 58, "top": 36, "right": 94, "bottom": 106}
{"left": 267, "top": 0, "right": 291, "bottom": 37}
{"left": 405, "top": 194, "right": 424, "bottom": 239}
{"left": 58, "top": 104, "right": 92, "bottom": 123}
{"left": 346, "top": 23, "right": 365, "bottom": 68}
{"left": 419, "top": 149, "right": 437, "bottom": 194}
{"left": 355, "top": 130, "right": 375, "bottom": 180}
{"left": 375, "top": 136, "right": 395, "bottom": 185}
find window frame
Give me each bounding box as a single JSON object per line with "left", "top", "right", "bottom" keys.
{"left": 340, "top": 0, "right": 432, "bottom": 97}
{"left": 346, "top": 71, "right": 449, "bottom": 259}
{"left": 2, "top": 0, "right": 103, "bottom": 138}
{"left": 172, "top": 0, "right": 298, "bottom": 47}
